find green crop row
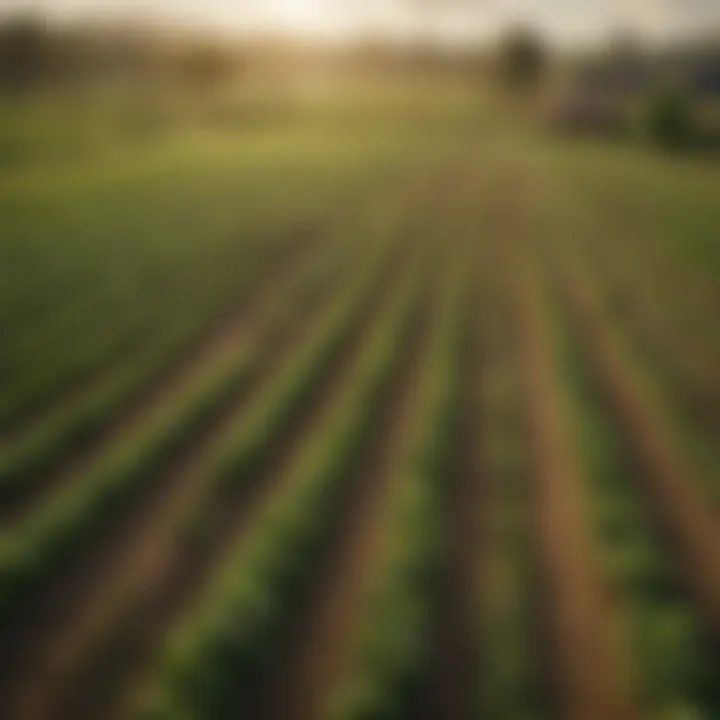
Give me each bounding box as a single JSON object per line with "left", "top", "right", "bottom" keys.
{"left": 0, "top": 130, "right": 409, "bottom": 429}
{"left": 532, "top": 181, "right": 720, "bottom": 511}
{"left": 565, "top": 246, "right": 719, "bottom": 511}
{"left": 551, "top": 295, "right": 720, "bottom": 719}
{"left": 0, "top": 165, "right": 417, "bottom": 494}
{"left": 330, "top": 267, "right": 467, "bottom": 720}
{"left": 595, "top": 271, "right": 720, "bottom": 510}
{"left": 0, "top": 209, "right": 369, "bottom": 513}
{"left": 532, "top": 144, "right": 720, "bottom": 413}
{"left": 0, "top": 228, "right": 400, "bottom": 616}
{"left": 0, "top": 226, "right": 278, "bottom": 431}
{"left": 0, "top": 238, "right": 304, "bottom": 496}
{"left": 476, "top": 276, "right": 550, "bottom": 720}
{"left": 138, "top": 256, "right": 426, "bottom": 720}
{"left": 545, "top": 141, "right": 720, "bottom": 343}
{"left": 543, "top": 216, "right": 720, "bottom": 510}
{"left": 183, "top": 219, "right": 414, "bottom": 528}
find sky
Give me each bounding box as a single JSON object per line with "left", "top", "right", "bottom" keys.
{"left": 1, "top": 0, "right": 719, "bottom": 45}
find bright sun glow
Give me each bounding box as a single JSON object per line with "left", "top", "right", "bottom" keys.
{"left": 273, "top": 0, "right": 318, "bottom": 29}
{"left": 237, "top": 0, "right": 342, "bottom": 35}
{"left": 1, "top": 0, "right": 718, "bottom": 43}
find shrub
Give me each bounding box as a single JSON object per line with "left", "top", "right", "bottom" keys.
{"left": 645, "top": 87, "right": 695, "bottom": 149}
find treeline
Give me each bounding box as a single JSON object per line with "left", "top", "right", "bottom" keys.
{"left": 0, "top": 13, "right": 494, "bottom": 97}
{"left": 0, "top": 14, "right": 245, "bottom": 94}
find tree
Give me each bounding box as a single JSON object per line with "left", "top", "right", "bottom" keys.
{"left": 179, "top": 44, "right": 238, "bottom": 94}
{"left": 646, "top": 85, "right": 695, "bottom": 149}
{"left": 0, "top": 15, "right": 51, "bottom": 92}
{"left": 496, "top": 25, "right": 548, "bottom": 95}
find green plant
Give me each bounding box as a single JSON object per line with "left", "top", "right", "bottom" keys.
{"left": 645, "top": 86, "right": 695, "bottom": 149}
{"left": 0, "top": 239, "right": 398, "bottom": 615}
{"left": 331, "top": 271, "right": 467, "bottom": 720}
{"left": 140, "top": 266, "right": 423, "bottom": 720}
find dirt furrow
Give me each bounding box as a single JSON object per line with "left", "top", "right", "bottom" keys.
{"left": 0, "top": 169, "right": 386, "bottom": 446}
{"left": 0, "top": 231, "right": 390, "bottom": 720}
{"left": 0, "top": 222, "right": 326, "bottom": 525}
{"left": 424, "top": 285, "right": 482, "bottom": 720}
{"left": 258, "top": 278, "right": 435, "bottom": 720}
{"left": 548, "top": 251, "right": 720, "bottom": 638}
{"left": 33, "top": 237, "right": 418, "bottom": 720}
{"left": 550, "top": 225, "right": 720, "bottom": 445}
{"left": 514, "top": 253, "right": 639, "bottom": 720}
{"left": 592, "top": 245, "right": 720, "bottom": 418}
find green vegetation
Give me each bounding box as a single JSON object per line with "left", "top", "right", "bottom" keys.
{"left": 0, "top": 213, "right": 405, "bottom": 614}
{"left": 140, "top": 259, "right": 425, "bottom": 719}
{"left": 534, "top": 149, "right": 720, "bottom": 508}
{"left": 477, "top": 275, "right": 549, "bottom": 720}
{"left": 0, "top": 229, "right": 310, "bottom": 502}
{"left": 330, "top": 267, "right": 467, "bottom": 720}
{"left": 0, "top": 86, "right": 718, "bottom": 720}
{"left": 551, "top": 293, "right": 720, "bottom": 719}
{"left": 645, "top": 87, "right": 695, "bottom": 149}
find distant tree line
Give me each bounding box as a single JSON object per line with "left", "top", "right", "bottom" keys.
{"left": 0, "top": 12, "right": 552, "bottom": 98}
{"left": 0, "top": 14, "right": 245, "bottom": 95}
{"left": 496, "top": 25, "right": 548, "bottom": 96}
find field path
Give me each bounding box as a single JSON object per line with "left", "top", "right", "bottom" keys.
{"left": 258, "top": 271, "right": 434, "bottom": 720}
{"left": 580, "top": 238, "right": 720, "bottom": 422}
{"left": 0, "top": 225, "right": 324, "bottom": 525}
{"left": 548, "top": 251, "right": 720, "bottom": 638}
{"left": 514, "top": 251, "right": 639, "bottom": 720}
{"left": 427, "top": 294, "right": 483, "bottom": 720}
{"left": 0, "top": 231, "right": 347, "bottom": 720}
{"left": 40, "top": 223, "right": 420, "bottom": 720}
{"left": 0, "top": 207, "right": 410, "bottom": 720}
{"left": 0, "top": 170, "right": 380, "bottom": 447}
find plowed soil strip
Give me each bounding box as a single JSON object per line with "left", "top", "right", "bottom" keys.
{"left": 38, "top": 239, "right": 417, "bottom": 720}
{"left": 514, "top": 253, "right": 638, "bottom": 720}
{"left": 548, "top": 252, "right": 720, "bottom": 638}
{"left": 476, "top": 266, "right": 550, "bottom": 720}
{"left": 584, "top": 241, "right": 720, "bottom": 419}
{"left": 426, "top": 284, "right": 482, "bottom": 720}
{"left": 0, "top": 171, "right": 379, "bottom": 443}
{"left": 0, "top": 221, "right": 310, "bottom": 461}
{"left": 0, "top": 223, "right": 325, "bottom": 524}
{"left": 260, "top": 280, "right": 434, "bottom": 720}
{"left": 0, "top": 245, "right": 349, "bottom": 720}
{"left": 0, "top": 228, "right": 400, "bottom": 720}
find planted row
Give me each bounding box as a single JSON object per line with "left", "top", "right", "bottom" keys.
{"left": 0, "top": 234, "right": 268, "bottom": 431}
{"left": 0, "top": 146, "right": 393, "bottom": 431}
{"left": 534, "top": 172, "right": 720, "bottom": 510}
{"left": 331, "top": 268, "right": 467, "bottom": 720}
{"left": 139, "top": 259, "right": 426, "bottom": 719}
{"left": 0, "top": 233, "right": 398, "bottom": 615}
{"left": 476, "top": 275, "right": 549, "bottom": 720}
{"left": 552, "top": 299, "right": 720, "bottom": 719}
{"left": 0, "top": 222, "right": 347, "bottom": 516}
{"left": 553, "top": 239, "right": 720, "bottom": 511}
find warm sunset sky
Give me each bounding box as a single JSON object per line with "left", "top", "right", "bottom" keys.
{"left": 1, "top": 0, "right": 719, "bottom": 44}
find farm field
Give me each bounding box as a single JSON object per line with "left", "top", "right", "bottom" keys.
{"left": 0, "top": 91, "right": 719, "bottom": 720}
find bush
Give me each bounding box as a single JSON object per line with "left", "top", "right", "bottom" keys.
{"left": 496, "top": 25, "right": 548, "bottom": 97}
{"left": 645, "top": 87, "right": 695, "bottom": 149}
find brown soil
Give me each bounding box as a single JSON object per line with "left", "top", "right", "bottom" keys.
{"left": 257, "top": 281, "right": 433, "bottom": 720}
{"left": 0, "top": 233, "right": 338, "bottom": 720}
{"left": 572, "top": 240, "right": 720, "bottom": 431}
{"left": 0, "top": 171, "right": 382, "bottom": 444}
{"left": 0, "top": 224, "right": 324, "bottom": 525}
{"left": 424, "top": 287, "right": 484, "bottom": 720}
{"left": 28, "top": 234, "right": 413, "bottom": 720}
{"left": 549, "top": 251, "right": 720, "bottom": 639}
{"left": 514, "top": 252, "right": 640, "bottom": 720}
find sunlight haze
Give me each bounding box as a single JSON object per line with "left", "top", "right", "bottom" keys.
{"left": 1, "top": 0, "right": 719, "bottom": 44}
